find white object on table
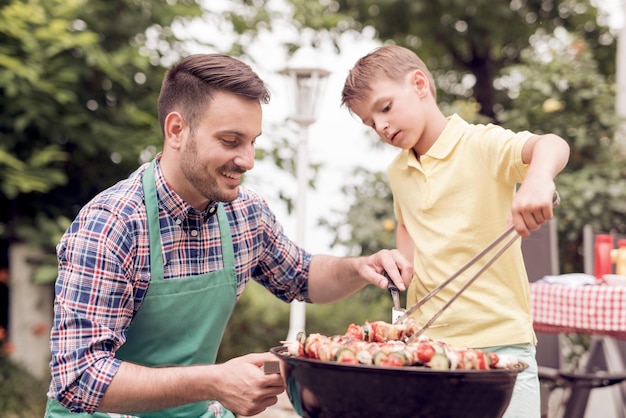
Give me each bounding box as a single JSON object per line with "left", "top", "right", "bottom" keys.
{"left": 538, "top": 273, "right": 598, "bottom": 286}
{"left": 603, "top": 274, "right": 626, "bottom": 287}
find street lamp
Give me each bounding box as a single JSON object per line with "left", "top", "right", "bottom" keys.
{"left": 280, "top": 55, "right": 330, "bottom": 342}
{"left": 616, "top": 0, "right": 626, "bottom": 151}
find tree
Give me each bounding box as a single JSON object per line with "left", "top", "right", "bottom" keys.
{"left": 271, "top": 0, "right": 625, "bottom": 274}
{"left": 208, "top": 1, "right": 626, "bottom": 349}
{"left": 284, "top": 0, "right": 614, "bottom": 120}
{"left": 0, "top": 0, "right": 386, "bottom": 371}
{"left": 0, "top": 0, "right": 203, "bottom": 280}
{"left": 0, "top": 2, "right": 208, "bottom": 413}
{"left": 496, "top": 32, "right": 625, "bottom": 271}
{"left": 319, "top": 168, "right": 396, "bottom": 256}
{"left": 321, "top": 30, "right": 626, "bottom": 276}
{"left": 0, "top": 0, "right": 315, "bottom": 281}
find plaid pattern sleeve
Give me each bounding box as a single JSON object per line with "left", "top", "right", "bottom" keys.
{"left": 228, "top": 187, "right": 312, "bottom": 303}
{"left": 48, "top": 170, "right": 152, "bottom": 412}
{"left": 48, "top": 161, "right": 312, "bottom": 413}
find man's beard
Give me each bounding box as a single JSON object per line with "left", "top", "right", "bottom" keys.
{"left": 180, "top": 134, "right": 240, "bottom": 203}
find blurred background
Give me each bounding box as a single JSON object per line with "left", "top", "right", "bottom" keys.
{"left": 1, "top": 0, "right": 626, "bottom": 415}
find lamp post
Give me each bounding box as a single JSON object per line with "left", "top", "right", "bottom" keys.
{"left": 280, "top": 58, "right": 330, "bottom": 342}
{"left": 616, "top": 0, "right": 626, "bottom": 151}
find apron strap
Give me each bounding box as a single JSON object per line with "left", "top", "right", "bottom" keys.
{"left": 142, "top": 160, "right": 165, "bottom": 281}
{"left": 216, "top": 204, "right": 234, "bottom": 270}
{"left": 143, "top": 160, "right": 236, "bottom": 279}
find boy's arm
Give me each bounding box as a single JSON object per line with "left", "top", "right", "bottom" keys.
{"left": 396, "top": 223, "right": 415, "bottom": 265}
{"left": 513, "top": 133, "right": 570, "bottom": 236}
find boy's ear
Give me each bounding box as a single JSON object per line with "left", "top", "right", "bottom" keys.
{"left": 411, "top": 70, "right": 430, "bottom": 98}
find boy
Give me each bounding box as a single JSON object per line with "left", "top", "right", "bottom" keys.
{"left": 341, "top": 45, "right": 570, "bottom": 418}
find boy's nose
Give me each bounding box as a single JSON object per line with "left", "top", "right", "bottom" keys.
{"left": 375, "top": 119, "right": 388, "bottom": 137}
{"left": 382, "top": 125, "right": 392, "bottom": 140}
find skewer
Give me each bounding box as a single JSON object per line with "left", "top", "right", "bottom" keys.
{"left": 394, "top": 225, "right": 518, "bottom": 326}
{"left": 425, "top": 323, "right": 448, "bottom": 329}
{"left": 406, "top": 227, "right": 519, "bottom": 342}
{"left": 397, "top": 191, "right": 561, "bottom": 343}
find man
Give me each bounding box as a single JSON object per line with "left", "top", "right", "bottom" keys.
{"left": 45, "top": 53, "right": 412, "bottom": 418}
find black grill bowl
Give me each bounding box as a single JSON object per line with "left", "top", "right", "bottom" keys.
{"left": 270, "top": 346, "right": 527, "bottom": 418}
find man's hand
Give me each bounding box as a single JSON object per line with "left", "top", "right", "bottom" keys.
{"left": 307, "top": 250, "right": 413, "bottom": 304}
{"left": 99, "top": 352, "right": 284, "bottom": 415}
{"left": 212, "top": 352, "right": 285, "bottom": 416}
{"left": 361, "top": 248, "right": 414, "bottom": 292}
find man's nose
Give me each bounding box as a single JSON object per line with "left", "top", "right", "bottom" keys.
{"left": 235, "top": 145, "right": 255, "bottom": 171}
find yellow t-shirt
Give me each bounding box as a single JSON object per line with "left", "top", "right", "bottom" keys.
{"left": 389, "top": 114, "right": 536, "bottom": 348}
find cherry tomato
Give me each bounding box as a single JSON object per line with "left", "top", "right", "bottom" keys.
{"left": 489, "top": 352, "right": 499, "bottom": 367}
{"left": 416, "top": 342, "right": 435, "bottom": 363}
{"left": 477, "top": 352, "right": 487, "bottom": 370}
{"left": 369, "top": 322, "right": 380, "bottom": 342}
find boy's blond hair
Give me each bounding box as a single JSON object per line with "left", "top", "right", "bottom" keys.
{"left": 341, "top": 45, "right": 437, "bottom": 110}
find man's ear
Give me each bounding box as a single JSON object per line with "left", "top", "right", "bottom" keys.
{"left": 164, "top": 112, "right": 186, "bottom": 150}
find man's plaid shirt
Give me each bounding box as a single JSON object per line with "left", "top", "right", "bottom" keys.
{"left": 48, "top": 157, "right": 312, "bottom": 413}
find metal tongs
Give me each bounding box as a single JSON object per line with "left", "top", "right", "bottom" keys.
{"left": 393, "top": 192, "right": 561, "bottom": 343}
{"left": 387, "top": 276, "right": 405, "bottom": 323}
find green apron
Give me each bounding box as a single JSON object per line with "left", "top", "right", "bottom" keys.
{"left": 46, "top": 161, "right": 237, "bottom": 418}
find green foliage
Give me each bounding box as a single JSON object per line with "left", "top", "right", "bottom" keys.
{"left": 2, "top": 0, "right": 623, "bottom": 377}
{"left": 558, "top": 162, "right": 626, "bottom": 236}
{"left": 283, "top": 0, "right": 612, "bottom": 120}
{"left": 320, "top": 168, "right": 396, "bottom": 256}
{"left": 497, "top": 33, "right": 626, "bottom": 272}
{"left": 0, "top": 364, "right": 47, "bottom": 417}
{"left": 0, "top": 0, "right": 203, "bottom": 280}
{"left": 497, "top": 34, "right": 619, "bottom": 169}
{"left": 305, "top": 285, "right": 392, "bottom": 335}
{"left": 562, "top": 333, "right": 591, "bottom": 370}
{"left": 556, "top": 161, "right": 626, "bottom": 271}
{"left": 0, "top": 145, "right": 68, "bottom": 199}
{"left": 15, "top": 213, "right": 72, "bottom": 284}
{"left": 251, "top": 121, "right": 323, "bottom": 217}
{"left": 218, "top": 281, "right": 290, "bottom": 361}
{"left": 0, "top": 347, "right": 48, "bottom": 417}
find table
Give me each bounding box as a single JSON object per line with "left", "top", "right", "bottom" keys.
{"left": 530, "top": 282, "right": 626, "bottom": 418}
{"left": 530, "top": 282, "right": 626, "bottom": 339}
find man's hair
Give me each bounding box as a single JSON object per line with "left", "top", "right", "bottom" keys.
{"left": 341, "top": 45, "right": 437, "bottom": 110}
{"left": 157, "top": 54, "right": 271, "bottom": 134}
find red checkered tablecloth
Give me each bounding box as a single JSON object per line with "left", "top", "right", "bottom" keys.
{"left": 530, "top": 282, "right": 626, "bottom": 339}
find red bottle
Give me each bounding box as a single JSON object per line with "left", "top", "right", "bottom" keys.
{"left": 594, "top": 234, "right": 613, "bottom": 279}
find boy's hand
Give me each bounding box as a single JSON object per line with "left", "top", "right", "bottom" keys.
{"left": 509, "top": 180, "right": 558, "bottom": 237}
